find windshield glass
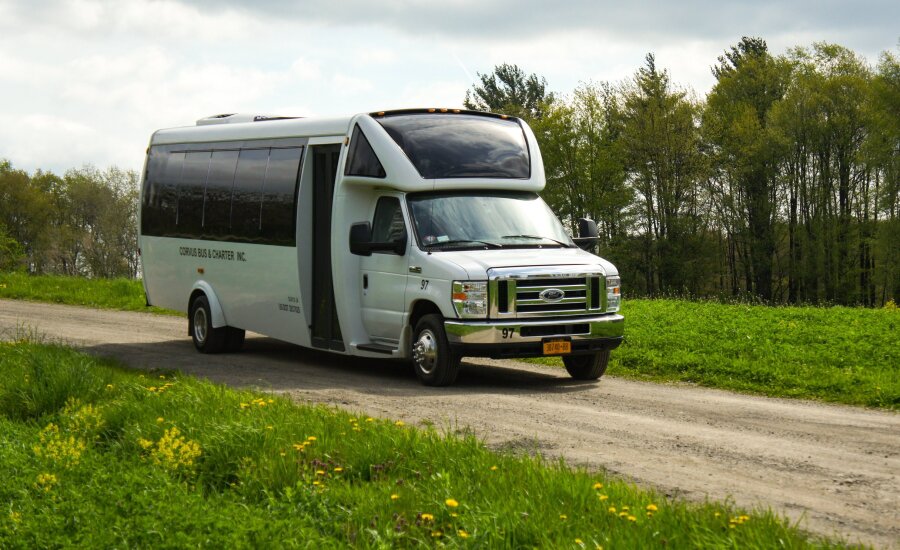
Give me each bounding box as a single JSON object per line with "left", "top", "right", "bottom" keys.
{"left": 407, "top": 192, "right": 574, "bottom": 250}
{"left": 378, "top": 114, "right": 530, "bottom": 179}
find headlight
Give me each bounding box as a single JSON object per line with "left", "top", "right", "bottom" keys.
{"left": 452, "top": 281, "right": 488, "bottom": 318}
{"left": 606, "top": 276, "right": 621, "bottom": 312}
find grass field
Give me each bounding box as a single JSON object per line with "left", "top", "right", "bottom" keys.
{"left": 0, "top": 341, "right": 845, "bottom": 548}
{"left": 1, "top": 272, "right": 897, "bottom": 409}
{"left": 530, "top": 299, "right": 899, "bottom": 410}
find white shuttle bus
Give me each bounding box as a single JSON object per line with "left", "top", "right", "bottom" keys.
{"left": 139, "top": 109, "right": 624, "bottom": 386}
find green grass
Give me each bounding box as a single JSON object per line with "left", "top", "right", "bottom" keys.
{"left": 0, "top": 342, "right": 846, "bottom": 548}
{"left": 0, "top": 272, "right": 177, "bottom": 315}
{"left": 530, "top": 299, "right": 899, "bottom": 409}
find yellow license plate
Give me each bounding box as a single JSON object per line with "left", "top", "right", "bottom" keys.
{"left": 542, "top": 339, "right": 572, "bottom": 355}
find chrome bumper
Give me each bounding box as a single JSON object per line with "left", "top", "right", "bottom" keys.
{"left": 444, "top": 314, "right": 624, "bottom": 345}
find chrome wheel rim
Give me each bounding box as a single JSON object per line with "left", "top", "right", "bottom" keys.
{"left": 193, "top": 307, "right": 208, "bottom": 344}
{"left": 412, "top": 329, "right": 438, "bottom": 375}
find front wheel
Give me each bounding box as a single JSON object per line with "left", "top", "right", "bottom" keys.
{"left": 411, "top": 314, "right": 461, "bottom": 386}
{"left": 563, "top": 350, "right": 610, "bottom": 380}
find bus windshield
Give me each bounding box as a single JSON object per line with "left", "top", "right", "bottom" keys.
{"left": 378, "top": 114, "right": 530, "bottom": 179}
{"left": 407, "top": 191, "right": 574, "bottom": 250}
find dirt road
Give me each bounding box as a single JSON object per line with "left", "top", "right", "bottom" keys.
{"left": 1, "top": 299, "right": 897, "bottom": 548}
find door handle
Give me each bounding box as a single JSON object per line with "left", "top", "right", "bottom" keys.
{"left": 409, "top": 266, "right": 422, "bottom": 274}
{"left": 363, "top": 274, "right": 368, "bottom": 289}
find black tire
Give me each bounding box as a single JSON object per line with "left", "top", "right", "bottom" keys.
{"left": 189, "top": 295, "right": 226, "bottom": 353}
{"left": 225, "top": 327, "right": 245, "bottom": 352}
{"left": 563, "top": 350, "right": 610, "bottom": 380}
{"left": 411, "top": 314, "right": 461, "bottom": 386}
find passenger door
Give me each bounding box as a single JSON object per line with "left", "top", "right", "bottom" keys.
{"left": 360, "top": 196, "right": 409, "bottom": 343}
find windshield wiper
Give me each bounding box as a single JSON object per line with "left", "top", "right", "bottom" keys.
{"left": 501, "top": 234, "right": 574, "bottom": 248}
{"left": 429, "top": 239, "right": 503, "bottom": 249}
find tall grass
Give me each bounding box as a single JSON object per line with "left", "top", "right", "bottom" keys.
{"left": 0, "top": 342, "right": 847, "bottom": 548}
{"left": 0, "top": 272, "right": 176, "bottom": 314}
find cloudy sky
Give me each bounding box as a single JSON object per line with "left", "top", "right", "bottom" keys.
{"left": 1, "top": 0, "right": 896, "bottom": 175}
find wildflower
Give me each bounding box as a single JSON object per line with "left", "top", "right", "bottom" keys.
{"left": 8, "top": 511, "right": 21, "bottom": 523}
{"left": 458, "top": 530, "right": 469, "bottom": 538}
{"left": 156, "top": 417, "right": 164, "bottom": 423}
{"left": 646, "top": 512, "right": 653, "bottom": 518}
{"left": 646, "top": 504, "right": 658, "bottom": 512}
{"left": 575, "top": 539, "right": 583, "bottom": 545}
{"left": 421, "top": 513, "right": 434, "bottom": 522}
{"left": 395, "top": 420, "right": 405, "bottom": 426}
{"left": 33, "top": 423, "right": 86, "bottom": 466}
{"left": 147, "top": 386, "right": 157, "bottom": 392}
{"left": 145, "top": 426, "right": 201, "bottom": 471}
{"left": 313, "top": 480, "right": 320, "bottom": 486}
{"left": 266, "top": 425, "right": 273, "bottom": 430}
{"left": 621, "top": 506, "right": 629, "bottom": 511}
{"left": 598, "top": 494, "right": 608, "bottom": 501}
{"left": 35, "top": 472, "right": 58, "bottom": 492}
{"left": 316, "top": 470, "right": 325, "bottom": 476}
{"left": 365, "top": 417, "right": 374, "bottom": 422}
{"left": 592, "top": 482, "right": 603, "bottom": 490}
{"left": 240, "top": 403, "right": 250, "bottom": 409}
{"left": 431, "top": 530, "right": 442, "bottom": 537}
{"left": 445, "top": 498, "right": 459, "bottom": 508}
{"left": 608, "top": 507, "right": 616, "bottom": 514}
{"left": 280, "top": 452, "right": 286, "bottom": 457}
{"left": 627, "top": 515, "right": 636, "bottom": 522}
{"left": 267, "top": 399, "right": 274, "bottom": 404}
{"left": 391, "top": 494, "right": 399, "bottom": 501}
{"left": 293, "top": 443, "right": 305, "bottom": 451}
{"left": 307, "top": 436, "right": 317, "bottom": 442}
{"left": 559, "top": 514, "right": 567, "bottom": 520}
{"left": 159, "top": 375, "right": 166, "bottom": 379}
{"left": 138, "top": 438, "right": 153, "bottom": 450}
{"left": 490, "top": 465, "right": 498, "bottom": 471}
{"left": 105, "top": 384, "right": 114, "bottom": 390}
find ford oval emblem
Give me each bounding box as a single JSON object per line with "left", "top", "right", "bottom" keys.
{"left": 539, "top": 288, "right": 565, "bottom": 303}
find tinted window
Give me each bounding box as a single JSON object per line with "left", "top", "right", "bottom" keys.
{"left": 371, "top": 197, "right": 406, "bottom": 253}
{"left": 261, "top": 147, "right": 302, "bottom": 246}
{"left": 231, "top": 149, "right": 268, "bottom": 241}
{"left": 377, "top": 114, "right": 530, "bottom": 179}
{"left": 344, "top": 125, "right": 385, "bottom": 178}
{"left": 203, "top": 150, "right": 239, "bottom": 239}
{"left": 177, "top": 151, "right": 211, "bottom": 235}
{"left": 141, "top": 148, "right": 166, "bottom": 235}
{"left": 151, "top": 151, "right": 184, "bottom": 236}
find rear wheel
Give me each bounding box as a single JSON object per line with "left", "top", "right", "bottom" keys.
{"left": 563, "top": 350, "right": 610, "bottom": 380}
{"left": 190, "top": 295, "right": 226, "bottom": 353}
{"left": 411, "top": 314, "right": 461, "bottom": 386}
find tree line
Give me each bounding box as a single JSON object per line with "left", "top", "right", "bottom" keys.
{"left": 0, "top": 161, "right": 139, "bottom": 278}
{"left": 466, "top": 38, "right": 898, "bottom": 306}
{"left": 1, "top": 37, "right": 896, "bottom": 305}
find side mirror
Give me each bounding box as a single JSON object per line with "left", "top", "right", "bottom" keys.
{"left": 574, "top": 218, "right": 600, "bottom": 253}
{"left": 349, "top": 222, "right": 372, "bottom": 256}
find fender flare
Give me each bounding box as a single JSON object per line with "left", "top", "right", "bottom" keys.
{"left": 189, "top": 281, "right": 227, "bottom": 329}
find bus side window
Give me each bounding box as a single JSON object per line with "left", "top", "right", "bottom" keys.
{"left": 178, "top": 151, "right": 211, "bottom": 237}
{"left": 231, "top": 149, "right": 267, "bottom": 242}
{"left": 204, "top": 150, "right": 239, "bottom": 240}
{"left": 157, "top": 151, "right": 184, "bottom": 237}
{"left": 261, "top": 147, "right": 303, "bottom": 246}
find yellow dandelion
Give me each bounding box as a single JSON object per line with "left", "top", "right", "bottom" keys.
{"left": 621, "top": 506, "right": 629, "bottom": 511}
{"left": 592, "top": 482, "right": 603, "bottom": 490}
{"left": 240, "top": 403, "right": 250, "bottom": 409}
{"left": 739, "top": 515, "right": 750, "bottom": 522}
{"left": 265, "top": 425, "right": 273, "bottom": 430}
{"left": 445, "top": 498, "right": 459, "bottom": 508}
{"left": 147, "top": 386, "right": 157, "bottom": 392}
{"left": 559, "top": 514, "right": 567, "bottom": 520}
{"left": 608, "top": 507, "right": 616, "bottom": 514}
{"left": 599, "top": 494, "right": 609, "bottom": 501}
{"left": 575, "top": 539, "right": 583, "bottom": 545}
{"left": 280, "top": 452, "right": 286, "bottom": 457}
{"left": 646, "top": 504, "right": 658, "bottom": 512}
{"left": 646, "top": 512, "right": 653, "bottom": 518}
{"left": 458, "top": 530, "right": 469, "bottom": 538}
{"left": 307, "top": 436, "right": 317, "bottom": 441}
{"left": 391, "top": 494, "right": 400, "bottom": 501}
{"left": 450, "top": 512, "right": 458, "bottom": 517}
{"left": 267, "top": 399, "right": 274, "bottom": 404}
{"left": 421, "top": 513, "right": 434, "bottom": 522}
{"left": 490, "top": 465, "right": 498, "bottom": 471}
{"left": 156, "top": 417, "right": 164, "bottom": 423}
{"left": 105, "top": 384, "right": 114, "bottom": 390}
{"left": 714, "top": 512, "right": 721, "bottom": 518}
{"left": 292, "top": 443, "right": 305, "bottom": 451}
{"left": 159, "top": 375, "right": 166, "bottom": 379}
{"left": 316, "top": 470, "right": 325, "bottom": 476}
{"left": 627, "top": 515, "right": 636, "bottom": 522}
{"left": 431, "top": 530, "right": 442, "bottom": 538}
{"left": 334, "top": 467, "right": 344, "bottom": 473}
{"left": 312, "top": 480, "right": 320, "bottom": 486}
{"left": 395, "top": 420, "right": 405, "bottom": 426}
{"left": 365, "top": 417, "right": 374, "bottom": 422}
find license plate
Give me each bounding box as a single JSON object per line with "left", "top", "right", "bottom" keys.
{"left": 542, "top": 338, "right": 571, "bottom": 355}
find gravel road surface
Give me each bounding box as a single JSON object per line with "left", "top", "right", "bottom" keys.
{"left": 1, "top": 299, "right": 897, "bottom": 548}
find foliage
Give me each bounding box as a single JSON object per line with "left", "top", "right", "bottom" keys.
{"left": 463, "top": 63, "right": 554, "bottom": 120}
{"left": 0, "top": 342, "right": 846, "bottom": 548}
{"left": 0, "top": 160, "right": 139, "bottom": 278}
